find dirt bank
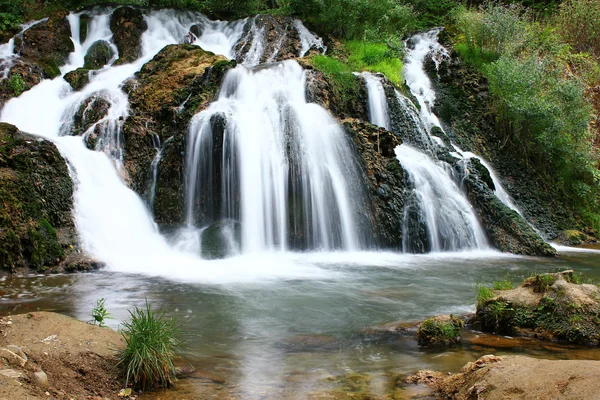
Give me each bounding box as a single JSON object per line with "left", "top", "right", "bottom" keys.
{"left": 409, "top": 354, "right": 600, "bottom": 399}
{"left": 0, "top": 312, "right": 125, "bottom": 399}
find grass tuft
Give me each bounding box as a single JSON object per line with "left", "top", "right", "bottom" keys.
{"left": 118, "top": 300, "right": 182, "bottom": 391}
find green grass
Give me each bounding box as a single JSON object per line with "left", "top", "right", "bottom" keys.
{"left": 345, "top": 41, "right": 403, "bottom": 85}
{"left": 475, "top": 282, "right": 494, "bottom": 306}
{"left": 493, "top": 280, "right": 514, "bottom": 290}
{"left": 118, "top": 300, "right": 183, "bottom": 391}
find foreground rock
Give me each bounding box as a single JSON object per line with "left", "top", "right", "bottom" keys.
{"left": 0, "top": 123, "right": 80, "bottom": 273}
{"left": 0, "top": 312, "right": 125, "bottom": 399}
{"left": 409, "top": 354, "right": 600, "bottom": 400}
{"left": 476, "top": 270, "right": 600, "bottom": 345}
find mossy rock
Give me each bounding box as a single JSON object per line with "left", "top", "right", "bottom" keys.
{"left": 110, "top": 6, "right": 148, "bottom": 65}
{"left": 476, "top": 270, "right": 600, "bottom": 345}
{"left": 83, "top": 40, "right": 114, "bottom": 70}
{"left": 201, "top": 220, "right": 241, "bottom": 259}
{"left": 417, "top": 314, "right": 464, "bottom": 346}
{"left": 0, "top": 123, "right": 76, "bottom": 273}
{"left": 64, "top": 68, "right": 91, "bottom": 91}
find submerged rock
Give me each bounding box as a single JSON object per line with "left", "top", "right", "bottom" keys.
{"left": 476, "top": 270, "right": 600, "bottom": 345}
{"left": 0, "top": 123, "right": 76, "bottom": 273}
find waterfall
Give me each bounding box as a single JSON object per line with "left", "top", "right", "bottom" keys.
{"left": 361, "top": 72, "right": 391, "bottom": 130}
{"left": 185, "top": 61, "right": 367, "bottom": 253}
{"left": 295, "top": 20, "right": 326, "bottom": 57}
{"left": 1, "top": 6, "right": 367, "bottom": 273}
{"left": 0, "top": 18, "right": 49, "bottom": 79}
{"left": 361, "top": 38, "right": 488, "bottom": 253}
{"left": 397, "top": 145, "right": 488, "bottom": 252}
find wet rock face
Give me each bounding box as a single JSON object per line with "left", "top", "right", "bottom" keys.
{"left": 110, "top": 6, "right": 148, "bottom": 65}
{"left": 121, "top": 44, "right": 235, "bottom": 225}
{"left": 70, "top": 95, "right": 111, "bottom": 137}
{"left": 463, "top": 158, "right": 556, "bottom": 256}
{"left": 303, "top": 61, "right": 369, "bottom": 120}
{"left": 0, "top": 63, "right": 46, "bottom": 109}
{"left": 235, "top": 15, "right": 302, "bottom": 64}
{"left": 476, "top": 270, "right": 600, "bottom": 346}
{"left": 20, "top": 11, "right": 74, "bottom": 78}
{"left": 343, "top": 119, "right": 405, "bottom": 249}
{"left": 0, "top": 123, "right": 77, "bottom": 273}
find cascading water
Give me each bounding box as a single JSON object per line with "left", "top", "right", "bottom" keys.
{"left": 0, "top": 18, "right": 48, "bottom": 79}
{"left": 0, "top": 6, "right": 369, "bottom": 278}
{"left": 362, "top": 37, "right": 488, "bottom": 253}
{"left": 361, "top": 72, "right": 391, "bottom": 130}
{"left": 397, "top": 145, "right": 487, "bottom": 252}
{"left": 185, "top": 61, "right": 368, "bottom": 253}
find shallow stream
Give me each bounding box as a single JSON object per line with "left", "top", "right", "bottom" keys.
{"left": 2, "top": 248, "right": 600, "bottom": 398}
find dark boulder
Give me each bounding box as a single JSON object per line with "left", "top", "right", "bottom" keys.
{"left": 121, "top": 44, "right": 234, "bottom": 225}
{"left": 83, "top": 40, "right": 114, "bottom": 70}
{"left": 20, "top": 11, "right": 74, "bottom": 79}
{"left": 110, "top": 7, "right": 148, "bottom": 65}
{"left": 63, "top": 68, "right": 90, "bottom": 91}
{"left": 200, "top": 220, "right": 241, "bottom": 259}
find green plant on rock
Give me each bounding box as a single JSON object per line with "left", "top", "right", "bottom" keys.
{"left": 417, "top": 314, "right": 464, "bottom": 346}
{"left": 8, "top": 73, "right": 24, "bottom": 96}
{"left": 91, "top": 298, "right": 110, "bottom": 327}
{"left": 493, "top": 280, "right": 513, "bottom": 290}
{"left": 475, "top": 282, "right": 494, "bottom": 306}
{"left": 118, "top": 300, "right": 183, "bottom": 391}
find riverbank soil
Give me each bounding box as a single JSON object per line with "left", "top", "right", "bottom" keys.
{"left": 409, "top": 354, "right": 600, "bottom": 399}
{"left": 0, "top": 312, "right": 125, "bottom": 399}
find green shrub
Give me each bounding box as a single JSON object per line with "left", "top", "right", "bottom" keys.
{"left": 118, "top": 301, "right": 183, "bottom": 391}
{"left": 91, "top": 298, "right": 110, "bottom": 327}
{"left": 556, "top": 0, "right": 600, "bottom": 59}
{"left": 8, "top": 73, "right": 24, "bottom": 96}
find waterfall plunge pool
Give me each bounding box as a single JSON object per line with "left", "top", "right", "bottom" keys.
{"left": 2, "top": 248, "right": 600, "bottom": 398}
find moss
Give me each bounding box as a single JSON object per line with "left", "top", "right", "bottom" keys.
{"left": 27, "top": 218, "right": 63, "bottom": 269}
{"left": 38, "top": 58, "right": 61, "bottom": 79}
{"left": 417, "top": 315, "right": 464, "bottom": 346}
{"left": 8, "top": 73, "right": 24, "bottom": 96}
{"left": 476, "top": 271, "right": 600, "bottom": 345}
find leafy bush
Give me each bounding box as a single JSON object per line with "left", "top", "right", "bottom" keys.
{"left": 556, "top": 0, "right": 600, "bottom": 59}
{"left": 118, "top": 301, "right": 182, "bottom": 391}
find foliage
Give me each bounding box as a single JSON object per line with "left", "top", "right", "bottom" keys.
{"left": 118, "top": 300, "right": 182, "bottom": 391}
{"left": 345, "top": 41, "right": 403, "bottom": 85}
{"left": 91, "top": 298, "right": 110, "bottom": 327}
{"left": 452, "top": 3, "right": 600, "bottom": 212}
{"left": 475, "top": 282, "right": 494, "bottom": 306}
{"left": 556, "top": 0, "right": 600, "bottom": 59}
{"left": 286, "top": 0, "right": 415, "bottom": 41}
{"left": 8, "top": 73, "right": 24, "bottom": 96}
